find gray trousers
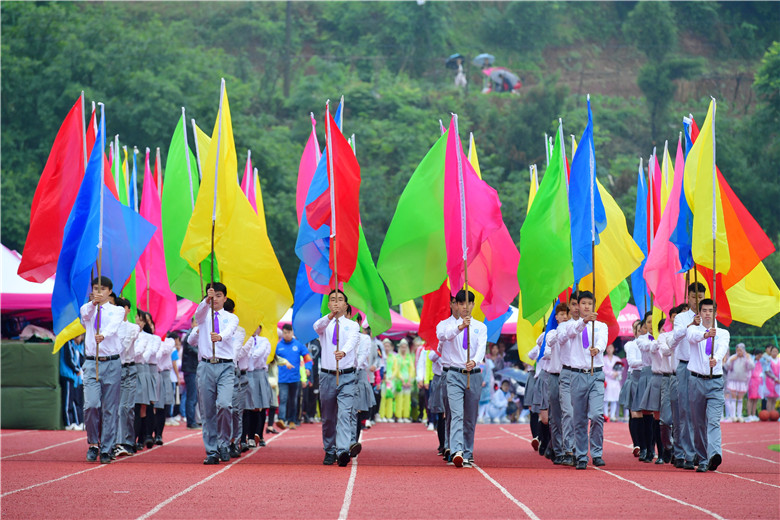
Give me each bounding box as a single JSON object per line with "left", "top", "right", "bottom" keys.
{"left": 83, "top": 359, "right": 122, "bottom": 455}
{"left": 197, "top": 361, "right": 235, "bottom": 456}
{"left": 689, "top": 375, "right": 724, "bottom": 463}
{"left": 320, "top": 371, "right": 357, "bottom": 455}
{"left": 660, "top": 375, "right": 673, "bottom": 426}
{"left": 442, "top": 371, "right": 451, "bottom": 451}
{"left": 675, "top": 362, "right": 695, "bottom": 462}
{"left": 670, "top": 374, "right": 684, "bottom": 460}
{"left": 231, "top": 371, "right": 248, "bottom": 441}
{"left": 547, "top": 372, "right": 563, "bottom": 457}
{"left": 446, "top": 370, "right": 482, "bottom": 460}
{"left": 570, "top": 369, "right": 605, "bottom": 463}
{"left": 558, "top": 368, "right": 574, "bottom": 454}
{"left": 118, "top": 364, "right": 138, "bottom": 446}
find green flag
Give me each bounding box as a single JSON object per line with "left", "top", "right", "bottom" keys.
{"left": 344, "top": 226, "right": 392, "bottom": 335}
{"left": 161, "top": 115, "right": 217, "bottom": 302}
{"left": 609, "top": 278, "right": 631, "bottom": 319}
{"left": 377, "top": 132, "right": 448, "bottom": 304}
{"left": 517, "top": 126, "right": 573, "bottom": 323}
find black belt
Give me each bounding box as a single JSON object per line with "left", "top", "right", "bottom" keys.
{"left": 240, "top": 370, "right": 247, "bottom": 376}
{"left": 678, "top": 360, "right": 688, "bottom": 365}
{"left": 444, "top": 367, "right": 482, "bottom": 374}
{"left": 86, "top": 355, "right": 119, "bottom": 361}
{"left": 548, "top": 372, "right": 560, "bottom": 376}
{"left": 148, "top": 363, "right": 157, "bottom": 367}
{"left": 690, "top": 372, "right": 722, "bottom": 380}
{"left": 662, "top": 373, "right": 672, "bottom": 377}
{"left": 321, "top": 367, "right": 355, "bottom": 375}
{"left": 562, "top": 365, "right": 573, "bottom": 371}
{"left": 569, "top": 366, "right": 602, "bottom": 374}
{"left": 122, "top": 362, "right": 135, "bottom": 367}
{"left": 201, "top": 357, "right": 233, "bottom": 364}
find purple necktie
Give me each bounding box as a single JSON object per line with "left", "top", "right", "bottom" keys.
{"left": 462, "top": 326, "right": 469, "bottom": 350}
{"left": 705, "top": 337, "right": 713, "bottom": 356}
{"left": 94, "top": 306, "right": 101, "bottom": 331}
{"left": 648, "top": 334, "right": 654, "bottom": 341}
{"left": 582, "top": 328, "right": 589, "bottom": 348}
{"left": 332, "top": 319, "right": 339, "bottom": 346}
{"left": 213, "top": 311, "right": 220, "bottom": 334}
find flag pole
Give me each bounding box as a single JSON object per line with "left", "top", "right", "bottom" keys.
{"left": 648, "top": 150, "right": 656, "bottom": 326}
{"left": 80, "top": 92, "right": 88, "bottom": 171}
{"left": 452, "top": 113, "right": 471, "bottom": 389}
{"left": 182, "top": 108, "right": 204, "bottom": 300}
{"left": 156, "top": 147, "right": 163, "bottom": 198}
{"left": 122, "top": 145, "right": 130, "bottom": 204}
{"left": 587, "top": 96, "right": 596, "bottom": 375}
{"left": 544, "top": 133, "right": 550, "bottom": 167}
{"left": 710, "top": 98, "right": 717, "bottom": 376}
{"left": 325, "top": 99, "right": 340, "bottom": 384}
{"left": 210, "top": 79, "right": 226, "bottom": 362}
{"left": 312, "top": 113, "right": 321, "bottom": 163}
{"left": 96, "top": 103, "right": 106, "bottom": 382}
{"left": 132, "top": 147, "right": 139, "bottom": 212}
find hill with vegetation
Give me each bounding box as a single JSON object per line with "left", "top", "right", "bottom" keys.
{"left": 2, "top": 1, "right": 779, "bottom": 337}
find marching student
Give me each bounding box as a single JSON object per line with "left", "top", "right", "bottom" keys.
{"left": 439, "top": 296, "right": 458, "bottom": 463}
{"left": 620, "top": 320, "right": 644, "bottom": 457}
{"left": 352, "top": 311, "right": 376, "bottom": 444}
{"left": 243, "top": 325, "right": 269, "bottom": 448}
{"left": 544, "top": 302, "right": 570, "bottom": 465}
{"left": 153, "top": 334, "right": 176, "bottom": 446}
{"left": 314, "top": 289, "right": 362, "bottom": 467}
{"left": 437, "top": 289, "right": 487, "bottom": 469}
{"left": 640, "top": 317, "right": 676, "bottom": 464}
{"left": 660, "top": 305, "right": 686, "bottom": 466}
{"left": 225, "top": 299, "right": 248, "bottom": 456}
{"left": 672, "top": 282, "right": 708, "bottom": 470}
{"left": 194, "top": 283, "right": 238, "bottom": 465}
{"left": 527, "top": 334, "right": 549, "bottom": 457}
{"left": 428, "top": 345, "right": 446, "bottom": 455}
{"left": 81, "top": 276, "right": 125, "bottom": 464}
{"left": 686, "top": 298, "right": 729, "bottom": 472}
{"left": 635, "top": 312, "right": 656, "bottom": 462}
{"left": 133, "top": 311, "right": 158, "bottom": 450}
{"left": 558, "top": 290, "right": 607, "bottom": 470}
{"left": 114, "top": 298, "right": 140, "bottom": 457}
{"left": 557, "top": 291, "right": 580, "bottom": 467}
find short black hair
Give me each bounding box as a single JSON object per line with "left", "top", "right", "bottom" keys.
{"left": 115, "top": 297, "right": 131, "bottom": 309}
{"left": 569, "top": 290, "right": 580, "bottom": 302}
{"left": 91, "top": 276, "right": 113, "bottom": 290}
{"left": 223, "top": 298, "right": 235, "bottom": 313}
{"left": 166, "top": 331, "right": 179, "bottom": 340}
{"left": 641, "top": 311, "right": 652, "bottom": 325}
{"left": 206, "top": 282, "right": 228, "bottom": 296}
{"left": 698, "top": 298, "right": 716, "bottom": 312}
{"left": 688, "top": 282, "right": 706, "bottom": 294}
{"left": 455, "top": 289, "right": 475, "bottom": 303}
{"left": 282, "top": 324, "right": 293, "bottom": 332}
{"left": 354, "top": 312, "right": 363, "bottom": 323}
{"left": 328, "top": 288, "right": 348, "bottom": 302}
{"left": 577, "top": 290, "right": 595, "bottom": 303}
{"left": 346, "top": 304, "right": 354, "bottom": 316}
{"left": 658, "top": 318, "right": 666, "bottom": 331}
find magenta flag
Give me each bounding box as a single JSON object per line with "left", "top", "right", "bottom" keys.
{"left": 644, "top": 138, "right": 687, "bottom": 315}
{"left": 240, "top": 152, "right": 258, "bottom": 213}
{"left": 296, "top": 114, "right": 320, "bottom": 225}
{"left": 136, "top": 162, "right": 178, "bottom": 337}
{"left": 443, "top": 116, "right": 520, "bottom": 320}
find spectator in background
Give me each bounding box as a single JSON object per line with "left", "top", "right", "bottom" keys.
{"left": 302, "top": 339, "right": 321, "bottom": 423}
{"left": 603, "top": 344, "right": 623, "bottom": 422}
{"left": 489, "top": 343, "right": 505, "bottom": 374}
{"left": 181, "top": 321, "right": 200, "bottom": 429}
{"left": 764, "top": 346, "right": 780, "bottom": 413}
{"left": 379, "top": 339, "right": 398, "bottom": 422}
{"left": 486, "top": 379, "right": 513, "bottom": 423}
{"left": 61, "top": 334, "right": 85, "bottom": 430}
{"left": 724, "top": 343, "right": 754, "bottom": 422}
{"left": 746, "top": 348, "right": 765, "bottom": 421}
{"left": 396, "top": 339, "right": 416, "bottom": 423}
{"left": 274, "top": 324, "right": 312, "bottom": 430}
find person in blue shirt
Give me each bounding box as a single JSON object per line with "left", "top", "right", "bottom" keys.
{"left": 274, "top": 324, "right": 312, "bottom": 429}
{"left": 60, "top": 334, "right": 85, "bottom": 430}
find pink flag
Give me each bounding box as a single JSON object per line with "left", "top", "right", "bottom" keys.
{"left": 241, "top": 152, "right": 257, "bottom": 212}
{"left": 136, "top": 163, "right": 178, "bottom": 337}
{"left": 644, "top": 138, "right": 686, "bottom": 315}
{"left": 443, "top": 116, "right": 520, "bottom": 320}
{"left": 296, "top": 114, "right": 320, "bottom": 224}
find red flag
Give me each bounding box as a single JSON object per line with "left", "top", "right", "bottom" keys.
{"left": 597, "top": 296, "right": 619, "bottom": 346}
{"left": 418, "top": 280, "right": 452, "bottom": 350}
{"left": 305, "top": 110, "right": 361, "bottom": 286}
{"left": 18, "top": 97, "right": 87, "bottom": 282}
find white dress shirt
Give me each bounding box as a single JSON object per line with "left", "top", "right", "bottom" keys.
{"left": 686, "top": 324, "right": 730, "bottom": 376}
{"left": 156, "top": 337, "right": 175, "bottom": 371}
{"left": 428, "top": 349, "right": 444, "bottom": 376}
{"left": 232, "top": 326, "right": 249, "bottom": 370}
{"left": 673, "top": 309, "right": 696, "bottom": 362}
{"left": 80, "top": 301, "right": 124, "bottom": 357}
{"left": 193, "top": 300, "right": 239, "bottom": 360}
{"left": 636, "top": 333, "right": 656, "bottom": 369}
{"left": 558, "top": 318, "right": 607, "bottom": 370}
{"left": 624, "top": 339, "right": 643, "bottom": 372}
{"left": 142, "top": 333, "right": 161, "bottom": 364}
{"left": 247, "top": 335, "right": 271, "bottom": 371}
{"left": 646, "top": 331, "right": 675, "bottom": 374}
{"left": 118, "top": 321, "right": 141, "bottom": 364}
{"left": 436, "top": 315, "right": 487, "bottom": 370}
{"left": 314, "top": 315, "right": 360, "bottom": 371}
{"left": 357, "top": 334, "right": 372, "bottom": 371}
{"left": 658, "top": 333, "right": 680, "bottom": 370}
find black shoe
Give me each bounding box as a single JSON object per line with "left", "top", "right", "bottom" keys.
{"left": 708, "top": 453, "right": 722, "bottom": 472}
{"left": 592, "top": 457, "right": 606, "bottom": 467}
{"left": 561, "top": 454, "right": 575, "bottom": 467}
{"left": 693, "top": 455, "right": 700, "bottom": 466}
{"left": 654, "top": 457, "right": 665, "bottom": 465}
{"left": 696, "top": 463, "right": 708, "bottom": 473}
{"left": 240, "top": 442, "right": 249, "bottom": 453}
{"left": 229, "top": 443, "right": 241, "bottom": 458}
{"left": 204, "top": 455, "right": 220, "bottom": 465}
{"left": 640, "top": 452, "right": 653, "bottom": 463}
{"left": 145, "top": 437, "right": 154, "bottom": 449}
{"left": 442, "top": 449, "right": 451, "bottom": 462}
{"left": 538, "top": 441, "right": 547, "bottom": 457}
{"left": 553, "top": 455, "right": 564, "bottom": 465}
{"left": 219, "top": 446, "right": 230, "bottom": 462}
{"left": 673, "top": 459, "right": 684, "bottom": 469}
{"left": 576, "top": 460, "right": 587, "bottom": 470}
{"left": 638, "top": 449, "right": 647, "bottom": 461}
{"left": 323, "top": 453, "right": 336, "bottom": 465}
{"left": 135, "top": 442, "right": 144, "bottom": 452}
{"left": 86, "top": 446, "right": 99, "bottom": 462}
{"left": 266, "top": 427, "right": 279, "bottom": 435}
{"left": 544, "top": 445, "right": 553, "bottom": 460}
{"left": 337, "top": 451, "right": 350, "bottom": 467}
{"left": 99, "top": 452, "right": 112, "bottom": 464}
{"left": 683, "top": 460, "right": 695, "bottom": 470}
{"left": 258, "top": 439, "right": 266, "bottom": 447}
{"left": 663, "top": 450, "right": 673, "bottom": 464}
{"left": 154, "top": 437, "right": 163, "bottom": 446}
{"left": 349, "top": 442, "right": 362, "bottom": 458}
{"left": 437, "top": 447, "right": 444, "bottom": 456}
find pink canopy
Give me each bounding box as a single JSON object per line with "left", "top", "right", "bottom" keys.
{"left": 1, "top": 245, "right": 55, "bottom": 319}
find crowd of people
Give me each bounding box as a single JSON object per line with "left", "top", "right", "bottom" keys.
{"left": 62, "top": 277, "right": 779, "bottom": 471}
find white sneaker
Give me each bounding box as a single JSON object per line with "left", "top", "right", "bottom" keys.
{"left": 77, "top": 423, "right": 85, "bottom": 431}
{"left": 65, "top": 424, "right": 76, "bottom": 431}
{"left": 427, "top": 423, "right": 435, "bottom": 431}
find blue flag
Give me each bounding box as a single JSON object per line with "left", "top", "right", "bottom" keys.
{"left": 291, "top": 262, "right": 324, "bottom": 344}
{"left": 538, "top": 302, "right": 561, "bottom": 362}
{"left": 51, "top": 108, "right": 156, "bottom": 335}
{"left": 568, "top": 98, "right": 606, "bottom": 283}
{"left": 294, "top": 102, "right": 343, "bottom": 287}
{"left": 630, "top": 162, "right": 649, "bottom": 317}
{"left": 485, "top": 306, "right": 513, "bottom": 343}
{"left": 671, "top": 119, "right": 694, "bottom": 272}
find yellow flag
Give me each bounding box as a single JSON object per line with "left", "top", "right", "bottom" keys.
{"left": 726, "top": 261, "right": 780, "bottom": 327}
{"left": 181, "top": 82, "right": 292, "bottom": 347}
{"left": 193, "top": 123, "right": 212, "bottom": 174}
{"left": 579, "top": 180, "right": 645, "bottom": 304}
{"left": 683, "top": 100, "right": 730, "bottom": 274}
{"left": 52, "top": 318, "right": 86, "bottom": 354}
{"left": 527, "top": 166, "right": 539, "bottom": 215}
{"left": 660, "top": 142, "right": 674, "bottom": 211}
{"left": 400, "top": 300, "right": 421, "bottom": 323}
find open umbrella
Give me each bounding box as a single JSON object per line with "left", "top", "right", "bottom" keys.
{"left": 446, "top": 53, "right": 465, "bottom": 69}
{"left": 496, "top": 367, "right": 528, "bottom": 384}
{"left": 483, "top": 67, "right": 521, "bottom": 92}
{"left": 472, "top": 53, "right": 495, "bottom": 67}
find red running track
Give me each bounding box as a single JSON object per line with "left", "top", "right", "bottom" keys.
{"left": 1, "top": 421, "right": 778, "bottom": 519}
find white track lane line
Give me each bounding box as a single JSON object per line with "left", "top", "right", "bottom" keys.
{"left": 135, "top": 430, "right": 289, "bottom": 520}
{"left": 338, "top": 430, "right": 362, "bottom": 520}
{"left": 713, "top": 470, "right": 780, "bottom": 489}
{"left": 593, "top": 467, "right": 726, "bottom": 520}
{"left": 361, "top": 434, "right": 427, "bottom": 443}
{"left": 1, "top": 436, "right": 85, "bottom": 460}
{"left": 473, "top": 464, "right": 541, "bottom": 520}
{"left": 722, "top": 448, "right": 779, "bottom": 465}
{"left": 0, "top": 430, "right": 33, "bottom": 438}
{"left": 604, "top": 438, "right": 634, "bottom": 449}
{"left": 500, "top": 426, "right": 532, "bottom": 442}
{"left": 1, "top": 432, "right": 200, "bottom": 498}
